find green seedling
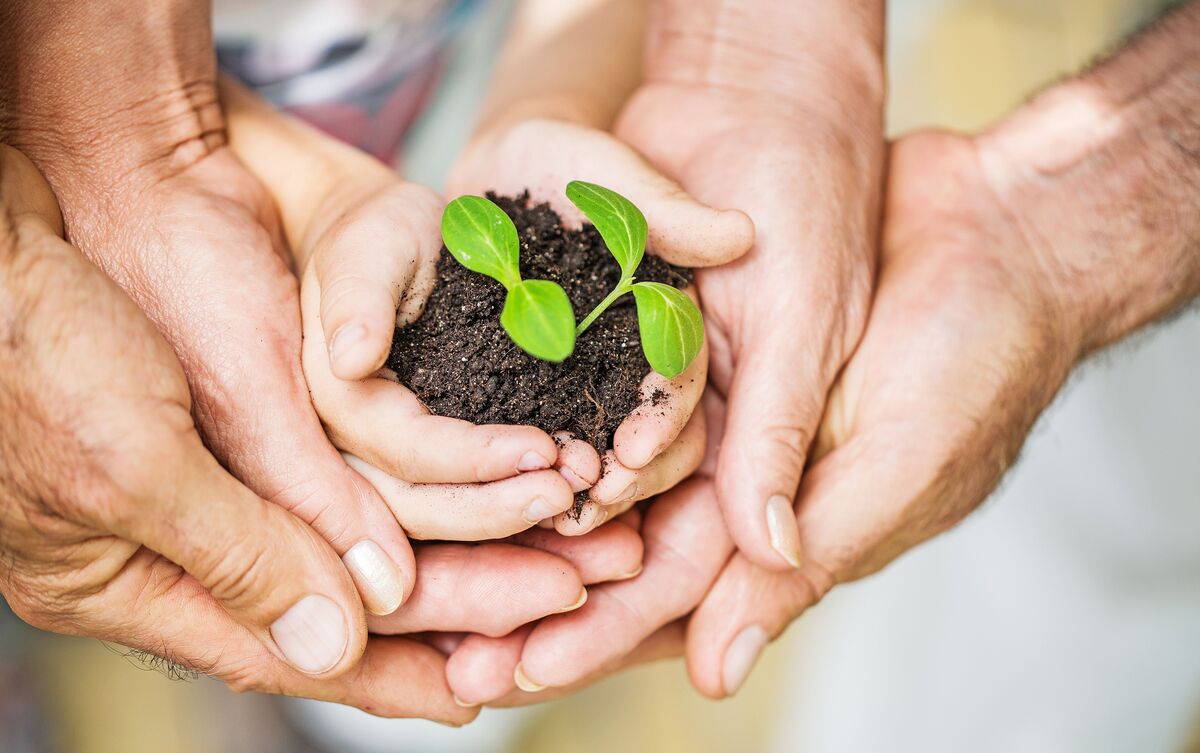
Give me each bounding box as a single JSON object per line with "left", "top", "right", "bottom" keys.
{"left": 440, "top": 182, "right": 704, "bottom": 378}
{"left": 441, "top": 195, "right": 576, "bottom": 362}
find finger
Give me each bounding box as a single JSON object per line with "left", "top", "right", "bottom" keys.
{"left": 310, "top": 179, "right": 443, "bottom": 381}
{"left": 716, "top": 332, "right": 827, "bottom": 572}
{"left": 448, "top": 120, "right": 755, "bottom": 268}
{"left": 344, "top": 454, "right": 575, "bottom": 540}
{"left": 687, "top": 425, "right": 929, "bottom": 698}
{"left": 79, "top": 548, "right": 477, "bottom": 724}
{"left": 553, "top": 431, "right": 601, "bottom": 493}
{"left": 304, "top": 272, "right": 560, "bottom": 483}
{"left": 444, "top": 625, "right": 533, "bottom": 707}
{"left": 551, "top": 499, "right": 609, "bottom": 537}
{"left": 683, "top": 554, "right": 821, "bottom": 699}
{"left": 508, "top": 521, "right": 644, "bottom": 584}
{"left": 581, "top": 159, "right": 755, "bottom": 267}
{"left": 109, "top": 215, "right": 415, "bottom": 617}
{"left": 424, "top": 632, "right": 467, "bottom": 656}
{"left": 366, "top": 543, "right": 587, "bottom": 637}
{"left": 514, "top": 479, "right": 733, "bottom": 690}
{"left": 590, "top": 408, "right": 707, "bottom": 511}
{"left": 612, "top": 321, "right": 708, "bottom": 470}
{"left": 471, "top": 621, "right": 687, "bottom": 708}
{"left": 112, "top": 438, "right": 366, "bottom": 678}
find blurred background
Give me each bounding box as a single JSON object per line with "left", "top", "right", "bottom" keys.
{"left": 2, "top": 0, "right": 1198, "bottom": 751}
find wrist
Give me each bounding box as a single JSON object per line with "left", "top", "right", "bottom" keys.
{"left": 0, "top": 0, "right": 221, "bottom": 202}
{"left": 644, "top": 0, "right": 885, "bottom": 118}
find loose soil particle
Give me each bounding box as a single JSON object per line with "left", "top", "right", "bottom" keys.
{"left": 388, "top": 192, "right": 692, "bottom": 457}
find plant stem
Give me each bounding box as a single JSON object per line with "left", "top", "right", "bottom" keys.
{"left": 576, "top": 279, "right": 632, "bottom": 335}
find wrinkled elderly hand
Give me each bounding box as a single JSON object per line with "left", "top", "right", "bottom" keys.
{"left": 615, "top": 63, "right": 884, "bottom": 573}
{"left": 440, "top": 0, "right": 887, "bottom": 699}
{"left": 450, "top": 0, "right": 1200, "bottom": 702}
{"left": 1, "top": 0, "right": 417, "bottom": 617}
{"left": 0, "top": 144, "right": 392, "bottom": 702}
{"left": 0, "top": 146, "right": 647, "bottom": 722}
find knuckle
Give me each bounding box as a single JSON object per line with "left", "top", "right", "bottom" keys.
{"left": 221, "top": 654, "right": 282, "bottom": 695}
{"left": 321, "top": 272, "right": 383, "bottom": 313}
{"left": 4, "top": 579, "right": 76, "bottom": 633}
{"left": 760, "top": 421, "right": 812, "bottom": 474}
{"left": 195, "top": 536, "right": 274, "bottom": 607}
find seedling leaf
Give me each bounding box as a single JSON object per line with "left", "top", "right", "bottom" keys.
{"left": 565, "top": 180, "right": 646, "bottom": 278}
{"left": 501, "top": 279, "right": 577, "bottom": 362}
{"left": 441, "top": 195, "right": 521, "bottom": 289}
{"left": 631, "top": 282, "right": 704, "bottom": 378}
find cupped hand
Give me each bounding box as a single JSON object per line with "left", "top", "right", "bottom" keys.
{"left": 682, "top": 131, "right": 1082, "bottom": 696}
{"left": 221, "top": 81, "right": 588, "bottom": 539}
{"left": 442, "top": 392, "right": 735, "bottom": 704}
{"left": 0, "top": 150, "right": 644, "bottom": 721}
{"left": 448, "top": 117, "right": 754, "bottom": 533}
{"left": 0, "top": 144, "right": 462, "bottom": 715}
{"left": 26, "top": 129, "right": 417, "bottom": 616}
{"left": 616, "top": 82, "right": 884, "bottom": 572}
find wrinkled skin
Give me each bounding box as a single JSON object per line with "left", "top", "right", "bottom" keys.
{"left": 448, "top": 131, "right": 1080, "bottom": 703}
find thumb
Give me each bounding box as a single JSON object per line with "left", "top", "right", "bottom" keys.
{"left": 114, "top": 436, "right": 367, "bottom": 677}
{"left": 565, "top": 148, "right": 755, "bottom": 268}
{"left": 715, "top": 332, "right": 826, "bottom": 572}
{"left": 448, "top": 120, "right": 755, "bottom": 268}
{"left": 616, "top": 169, "right": 755, "bottom": 268}
{"left": 312, "top": 183, "right": 444, "bottom": 380}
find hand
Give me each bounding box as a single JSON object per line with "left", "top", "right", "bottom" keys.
{"left": 219, "top": 80, "right": 651, "bottom": 628}
{"left": 682, "top": 131, "right": 1080, "bottom": 695}
{"left": 0, "top": 144, "right": 447, "bottom": 713}
{"left": 615, "top": 79, "right": 883, "bottom": 571}
{"left": 443, "top": 395, "right": 734, "bottom": 703}
{"left": 0, "top": 145, "right": 651, "bottom": 721}
{"left": 447, "top": 116, "right": 754, "bottom": 532}
{"left": 1, "top": 0, "right": 431, "bottom": 616}
{"left": 440, "top": 131, "right": 1069, "bottom": 703}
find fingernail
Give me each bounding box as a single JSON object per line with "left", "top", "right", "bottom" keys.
{"left": 766, "top": 495, "right": 803, "bottom": 568}
{"left": 588, "top": 507, "right": 610, "bottom": 531}
{"left": 523, "top": 496, "right": 560, "bottom": 524}
{"left": 558, "top": 466, "right": 590, "bottom": 492}
{"left": 514, "top": 663, "right": 546, "bottom": 693}
{"left": 722, "top": 625, "right": 768, "bottom": 696}
{"left": 453, "top": 694, "right": 479, "bottom": 708}
{"left": 518, "top": 450, "right": 552, "bottom": 472}
{"left": 604, "top": 482, "right": 637, "bottom": 505}
{"left": 343, "top": 540, "right": 405, "bottom": 615}
{"left": 555, "top": 587, "right": 588, "bottom": 613}
{"left": 270, "top": 595, "right": 348, "bottom": 675}
{"left": 329, "top": 323, "right": 367, "bottom": 365}
{"left": 611, "top": 563, "right": 643, "bottom": 581}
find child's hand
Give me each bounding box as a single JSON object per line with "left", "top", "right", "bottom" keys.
{"left": 221, "top": 81, "right": 588, "bottom": 541}
{"left": 449, "top": 117, "right": 754, "bottom": 533}
{"left": 299, "top": 182, "right": 589, "bottom": 540}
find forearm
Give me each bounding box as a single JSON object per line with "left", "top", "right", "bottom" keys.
{"left": 977, "top": 1, "right": 1200, "bottom": 357}
{"left": 474, "top": 0, "right": 648, "bottom": 133}
{"left": 643, "top": 0, "right": 885, "bottom": 126}
{"left": 0, "top": 0, "right": 220, "bottom": 207}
